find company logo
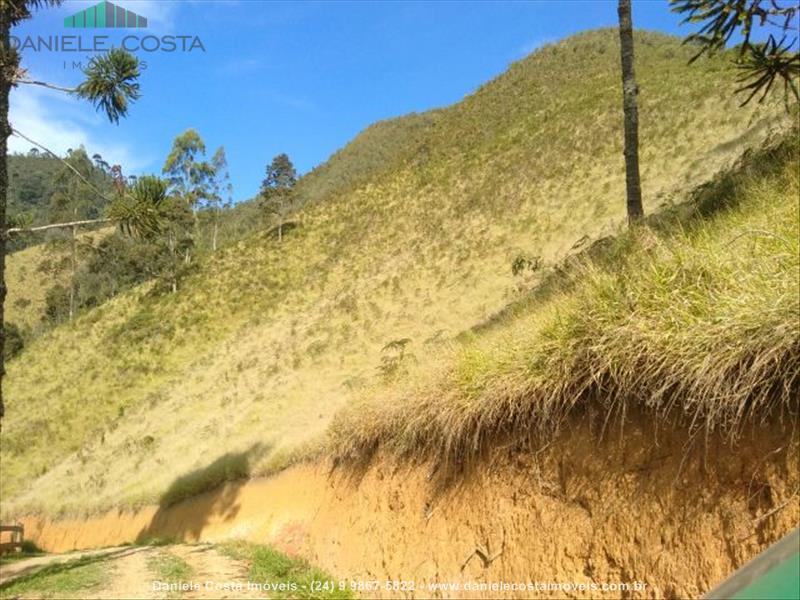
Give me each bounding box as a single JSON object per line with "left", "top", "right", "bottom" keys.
{"left": 10, "top": 0, "right": 205, "bottom": 65}
{"left": 64, "top": 1, "right": 147, "bottom": 29}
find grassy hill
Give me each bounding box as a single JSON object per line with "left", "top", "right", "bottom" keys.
{"left": 0, "top": 29, "right": 792, "bottom": 518}
{"left": 330, "top": 140, "right": 799, "bottom": 472}
{"left": 5, "top": 228, "right": 114, "bottom": 333}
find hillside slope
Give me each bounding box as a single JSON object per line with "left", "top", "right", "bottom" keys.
{"left": 10, "top": 130, "right": 799, "bottom": 600}
{"left": 1, "top": 30, "right": 791, "bottom": 517}
{"left": 330, "top": 140, "right": 799, "bottom": 470}
{"left": 6, "top": 228, "right": 114, "bottom": 332}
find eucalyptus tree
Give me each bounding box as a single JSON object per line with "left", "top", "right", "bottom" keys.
{"left": 209, "top": 146, "right": 232, "bottom": 252}
{"left": 162, "top": 129, "right": 217, "bottom": 258}
{"left": 1, "top": 1, "right": 149, "bottom": 423}
{"left": 163, "top": 129, "right": 214, "bottom": 213}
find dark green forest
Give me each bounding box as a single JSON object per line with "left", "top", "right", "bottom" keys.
{"left": 7, "top": 144, "right": 260, "bottom": 335}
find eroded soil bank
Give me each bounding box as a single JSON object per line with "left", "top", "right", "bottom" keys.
{"left": 16, "top": 413, "right": 800, "bottom": 598}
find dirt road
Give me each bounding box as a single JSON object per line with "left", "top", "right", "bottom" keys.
{"left": 0, "top": 543, "right": 264, "bottom": 599}
{"left": 0, "top": 546, "right": 131, "bottom": 586}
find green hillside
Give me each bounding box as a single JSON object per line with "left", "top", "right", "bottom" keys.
{"left": 7, "top": 150, "right": 113, "bottom": 249}
{"left": 295, "top": 111, "right": 439, "bottom": 207}
{"left": 8, "top": 153, "right": 65, "bottom": 229}
{"left": 331, "top": 140, "right": 799, "bottom": 471}
{"left": 0, "top": 30, "right": 791, "bottom": 518}
{"left": 5, "top": 227, "right": 114, "bottom": 333}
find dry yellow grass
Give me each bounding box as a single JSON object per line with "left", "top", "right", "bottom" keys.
{"left": 0, "top": 30, "right": 792, "bottom": 518}
{"left": 5, "top": 227, "right": 113, "bottom": 332}
{"left": 329, "top": 140, "right": 800, "bottom": 474}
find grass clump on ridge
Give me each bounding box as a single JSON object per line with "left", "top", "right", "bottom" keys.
{"left": 329, "top": 141, "right": 800, "bottom": 473}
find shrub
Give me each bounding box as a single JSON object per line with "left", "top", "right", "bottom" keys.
{"left": 4, "top": 322, "right": 25, "bottom": 360}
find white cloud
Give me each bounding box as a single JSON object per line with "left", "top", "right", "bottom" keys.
{"left": 9, "top": 84, "right": 151, "bottom": 172}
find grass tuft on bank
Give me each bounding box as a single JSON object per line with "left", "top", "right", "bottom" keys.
{"left": 329, "top": 139, "right": 800, "bottom": 474}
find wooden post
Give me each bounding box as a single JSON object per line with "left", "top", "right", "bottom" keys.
{"left": 0, "top": 523, "right": 24, "bottom": 553}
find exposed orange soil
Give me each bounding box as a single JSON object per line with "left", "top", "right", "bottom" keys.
{"left": 17, "top": 412, "right": 800, "bottom": 598}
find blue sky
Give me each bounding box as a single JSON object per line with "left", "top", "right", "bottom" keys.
{"left": 12, "top": 1, "right": 704, "bottom": 201}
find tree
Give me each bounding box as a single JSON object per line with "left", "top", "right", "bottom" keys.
{"left": 47, "top": 149, "right": 105, "bottom": 321}
{"left": 92, "top": 153, "right": 110, "bottom": 174}
{"left": 162, "top": 129, "right": 216, "bottom": 259}
{"left": 209, "top": 146, "right": 232, "bottom": 252}
{"left": 617, "top": 0, "right": 645, "bottom": 226}
{"left": 163, "top": 129, "right": 214, "bottom": 212}
{"left": 39, "top": 176, "right": 186, "bottom": 318}
{"left": 2, "top": 1, "right": 145, "bottom": 423}
{"left": 671, "top": 0, "right": 799, "bottom": 106}
{"left": 153, "top": 196, "right": 195, "bottom": 293}
{"left": 260, "top": 153, "right": 298, "bottom": 242}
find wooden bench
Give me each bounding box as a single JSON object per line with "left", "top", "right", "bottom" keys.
{"left": 0, "top": 524, "right": 24, "bottom": 554}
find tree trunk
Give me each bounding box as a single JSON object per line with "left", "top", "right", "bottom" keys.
{"left": 0, "top": 6, "right": 14, "bottom": 424}
{"left": 69, "top": 224, "right": 76, "bottom": 322}
{"left": 191, "top": 203, "right": 199, "bottom": 260}
{"left": 168, "top": 231, "right": 178, "bottom": 293}
{"left": 617, "top": 0, "right": 644, "bottom": 226}
{"left": 212, "top": 211, "right": 218, "bottom": 252}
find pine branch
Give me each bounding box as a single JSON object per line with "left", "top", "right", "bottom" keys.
{"left": 15, "top": 77, "right": 76, "bottom": 93}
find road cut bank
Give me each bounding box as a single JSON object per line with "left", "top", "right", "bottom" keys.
{"left": 17, "top": 413, "right": 799, "bottom": 598}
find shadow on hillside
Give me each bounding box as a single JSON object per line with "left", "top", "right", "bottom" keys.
{"left": 265, "top": 220, "right": 299, "bottom": 240}
{"left": 135, "top": 443, "right": 268, "bottom": 545}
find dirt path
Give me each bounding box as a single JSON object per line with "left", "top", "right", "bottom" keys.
{"left": 167, "top": 544, "right": 264, "bottom": 599}
{"left": 95, "top": 546, "right": 165, "bottom": 600}
{"left": 1, "top": 544, "right": 264, "bottom": 599}
{"left": 0, "top": 546, "right": 132, "bottom": 585}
